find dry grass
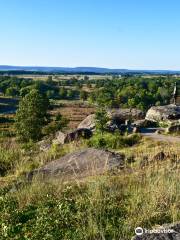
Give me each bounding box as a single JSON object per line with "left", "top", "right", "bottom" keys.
{"left": 51, "top": 101, "right": 95, "bottom": 129}
{"left": 0, "top": 135, "right": 179, "bottom": 239}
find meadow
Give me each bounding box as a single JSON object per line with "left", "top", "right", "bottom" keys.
{"left": 0, "top": 73, "right": 179, "bottom": 239}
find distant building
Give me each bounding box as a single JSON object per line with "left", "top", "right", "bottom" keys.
{"left": 172, "top": 82, "right": 180, "bottom": 105}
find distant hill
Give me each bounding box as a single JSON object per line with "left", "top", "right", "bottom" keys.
{"left": 0, "top": 65, "right": 180, "bottom": 74}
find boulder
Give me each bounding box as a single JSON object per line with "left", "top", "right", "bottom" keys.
{"left": 132, "top": 222, "right": 180, "bottom": 240}
{"left": 77, "top": 114, "right": 95, "bottom": 130}
{"left": 27, "top": 148, "right": 125, "bottom": 180}
{"left": 166, "top": 124, "right": 180, "bottom": 133}
{"left": 54, "top": 131, "right": 66, "bottom": 144}
{"left": 132, "top": 126, "right": 140, "bottom": 133}
{"left": 132, "top": 119, "right": 152, "bottom": 128}
{"left": 77, "top": 109, "right": 145, "bottom": 132}
{"left": 108, "top": 108, "right": 145, "bottom": 123}
{"left": 54, "top": 128, "right": 92, "bottom": 145}
{"left": 155, "top": 129, "right": 164, "bottom": 134}
{"left": 106, "top": 121, "right": 120, "bottom": 132}
{"left": 146, "top": 105, "right": 180, "bottom": 123}
{"left": 38, "top": 140, "right": 51, "bottom": 152}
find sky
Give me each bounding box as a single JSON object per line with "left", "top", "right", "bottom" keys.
{"left": 0, "top": 0, "right": 180, "bottom": 70}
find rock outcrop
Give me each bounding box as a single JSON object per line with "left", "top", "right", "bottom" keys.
{"left": 166, "top": 124, "right": 180, "bottom": 133}
{"left": 146, "top": 105, "right": 180, "bottom": 123}
{"left": 53, "top": 128, "right": 92, "bottom": 145}
{"left": 109, "top": 108, "right": 145, "bottom": 123}
{"left": 77, "top": 108, "right": 145, "bottom": 132}
{"left": 77, "top": 114, "right": 96, "bottom": 130}
{"left": 27, "top": 148, "right": 125, "bottom": 180}
{"left": 132, "top": 119, "right": 152, "bottom": 128}
{"left": 132, "top": 222, "right": 180, "bottom": 240}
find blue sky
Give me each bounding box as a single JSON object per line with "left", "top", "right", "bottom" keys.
{"left": 0, "top": 0, "right": 180, "bottom": 70}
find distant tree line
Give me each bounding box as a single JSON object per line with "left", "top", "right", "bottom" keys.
{"left": 0, "top": 75, "right": 178, "bottom": 110}
{"left": 0, "top": 76, "right": 87, "bottom": 101}
{"left": 88, "top": 76, "right": 176, "bottom": 110}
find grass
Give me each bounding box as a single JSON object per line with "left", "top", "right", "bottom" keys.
{"left": 0, "top": 158, "right": 179, "bottom": 239}
{"left": 0, "top": 135, "right": 179, "bottom": 239}
{"left": 0, "top": 136, "right": 180, "bottom": 240}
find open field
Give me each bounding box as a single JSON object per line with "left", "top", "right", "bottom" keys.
{"left": 4, "top": 74, "right": 113, "bottom": 81}
{"left": 0, "top": 96, "right": 95, "bottom": 132}
{"left": 0, "top": 73, "right": 180, "bottom": 240}
{"left": 51, "top": 100, "right": 95, "bottom": 129}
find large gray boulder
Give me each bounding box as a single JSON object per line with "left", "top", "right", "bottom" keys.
{"left": 146, "top": 105, "right": 180, "bottom": 123}
{"left": 108, "top": 108, "right": 145, "bottom": 123}
{"left": 132, "top": 222, "right": 180, "bottom": 240}
{"left": 53, "top": 128, "right": 92, "bottom": 145}
{"left": 77, "top": 109, "right": 145, "bottom": 131}
{"left": 166, "top": 124, "right": 180, "bottom": 133}
{"left": 77, "top": 114, "right": 95, "bottom": 130}
{"left": 27, "top": 148, "right": 125, "bottom": 180}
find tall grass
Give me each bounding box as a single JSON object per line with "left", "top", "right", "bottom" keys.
{"left": 0, "top": 152, "right": 179, "bottom": 240}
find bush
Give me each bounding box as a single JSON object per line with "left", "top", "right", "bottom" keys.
{"left": 15, "top": 89, "right": 50, "bottom": 142}
{"left": 0, "top": 147, "right": 21, "bottom": 176}
{"left": 88, "top": 132, "right": 141, "bottom": 149}
{"left": 0, "top": 166, "right": 179, "bottom": 240}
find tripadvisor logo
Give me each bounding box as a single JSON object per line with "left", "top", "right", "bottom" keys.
{"left": 135, "top": 226, "right": 174, "bottom": 235}
{"left": 135, "top": 227, "right": 143, "bottom": 236}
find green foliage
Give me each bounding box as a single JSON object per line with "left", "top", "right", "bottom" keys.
{"left": 42, "top": 113, "right": 69, "bottom": 136}
{"left": 5, "top": 87, "right": 19, "bottom": 97}
{"left": 59, "top": 87, "right": 67, "bottom": 99}
{"left": 88, "top": 132, "right": 141, "bottom": 149}
{"left": 15, "top": 89, "right": 49, "bottom": 142}
{"left": 0, "top": 147, "right": 21, "bottom": 176}
{"left": 95, "top": 108, "right": 109, "bottom": 134}
{"left": 80, "top": 90, "right": 88, "bottom": 101}
{"left": 89, "top": 76, "right": 176, "bottom": 110}
{"left": 0, "top": 165, "right": 179, "bottom": 240}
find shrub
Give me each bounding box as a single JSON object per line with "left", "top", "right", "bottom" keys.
{"left": 15, "top": 89, "right": 50, "bottom": 142}
{"left": 88, "top": 132, "right": 141, "bottom": 149}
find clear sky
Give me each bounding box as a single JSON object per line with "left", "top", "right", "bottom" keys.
{"left": 0, "top": 0, "right": 180, "bottom": 70}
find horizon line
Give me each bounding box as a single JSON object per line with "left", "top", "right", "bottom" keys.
{"left": 0, "top": 64, "right": 180, "bottom": 72}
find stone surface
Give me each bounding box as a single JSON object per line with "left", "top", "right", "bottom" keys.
{"left": 109, "top": 108, "right": 145, "bottom": 123}
{"left": 146, "top": 105, "right": 180, "bottom": 123}
{"left": 166, "top": 124, "right": 180, "bottom": 133}
{"left": 53, "top": 128, "right": 92, "bottom": 145}
{"left": 38, "top": 140, "right": 51, "bottom": 151}
{"left": 54, "top": 131, "right": 66, "bottom": 144}
{"left": 27, "top": 148, "right": 125, "bottom": 180}
{"left": 133, "top": 119, "right": 152, "bottom": 128}
{"left": 132, "top": 222, "right": 180, "bottom": 240}
{"left": 132, "top": 126, "right": 140, "bottom": 133}
{"left": 77, "top": 114, "right": 96, "bottom": 130}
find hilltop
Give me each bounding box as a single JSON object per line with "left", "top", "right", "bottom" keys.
{"left": 0, "top": 65, "right": 180, "bottom": 74}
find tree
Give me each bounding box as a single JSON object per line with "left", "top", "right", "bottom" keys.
{"left": 42, "top": 113, "right": 69, "bottom": 135}
{"left": 59, "top": 87, "right": 67, "bottom": 99}
{"left": 95, "top": 108, "right": 109, "bottom": 134}
{"left": 15, "top": 89, "right": 49, "bottom": 141}
{"left": 5, "top": 87, "right": 19, "bottom": 97}
{"left": 47, "top": 76, "right": 53, "bottom": 84}
{"left": 84, "top": 75, "right": 89, "bottom": 81}
{"left": 67, "top": 89, "right": 74, "bottom": 99}
{"left": 80, "top": 90, "right": 88, "bottom": 101}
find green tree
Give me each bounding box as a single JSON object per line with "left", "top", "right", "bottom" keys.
{"left": 5, "top": 87, "right": 19, "bottom": 97}
{"left": 67, "top": 89, "right": 74, "bottom": 99}
{"left": 42, "top": 113, "right": 69, "bottom": 135}
{"left": 47, "top": 76, "right": 53, "bottom": 84}
{"left": 95, "top": 108, "right": 109, "bottom": 134}
{"left": 15, "top": 89, "right": 49, "bottom": 141}
{"left": 80, "top": 90, "right": 88, "bottom": 101}
{"left": 59, "top": 87, "right": 67, "bottom": 99}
